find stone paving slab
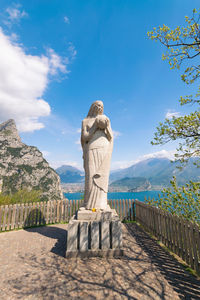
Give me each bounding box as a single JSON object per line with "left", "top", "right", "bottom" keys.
{"left": 0, "top": 223, "right": 199, "bottom": 299}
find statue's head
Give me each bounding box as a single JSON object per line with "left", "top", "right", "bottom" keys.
{"left": 87, "top": 100, "right": 104, "bottom": 117}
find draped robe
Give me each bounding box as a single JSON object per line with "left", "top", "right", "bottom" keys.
{"left": 82, "top": 116, "right": 113, "bottom": 210}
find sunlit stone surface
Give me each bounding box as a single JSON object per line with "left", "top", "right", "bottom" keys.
{"left": 81, "top": 100, "right": 113, "bottom": 210}
{"left": 66, "top": 101, "right": 123, "bottom": 258}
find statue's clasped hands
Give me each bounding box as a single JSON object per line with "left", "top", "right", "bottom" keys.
{"left": 95, "top": 115, "right": 109, "bottom": 130}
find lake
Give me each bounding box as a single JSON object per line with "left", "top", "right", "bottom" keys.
{"left": 64, "top": 191, "right": 161, "bottom": 202}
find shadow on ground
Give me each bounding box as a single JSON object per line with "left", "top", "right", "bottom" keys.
{"left": 25, "top": 225, "right": 67, "bottom": 257}
{"left": 126, "top": 223, "right": 200, "bottom": 300}
{"left": 4, "top": 224, "right": 200, "bottom": 299}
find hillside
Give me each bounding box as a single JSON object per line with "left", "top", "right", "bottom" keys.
{"left": 0, "top": 119, "right": 63, "bottom": 200}
{"left": 55, "top": 158, "right": 199, "bottom": 192}
{"left": 110, "top": 157, "right": 200, "bottom": 188}
{"left": 109, "top": 177, "right": 151, "bottom": 192}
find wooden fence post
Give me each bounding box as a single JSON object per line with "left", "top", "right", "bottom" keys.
{"left": 133, "top": 200, "right": 200, "bottom": 275}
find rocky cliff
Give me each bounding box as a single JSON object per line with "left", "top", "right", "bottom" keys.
{"left": 0, "top": 119, "right": 63, "bottom": 200}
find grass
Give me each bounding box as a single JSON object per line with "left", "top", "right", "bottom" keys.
{"left": 122, "top": 219, "right": 136, "bottom": 224}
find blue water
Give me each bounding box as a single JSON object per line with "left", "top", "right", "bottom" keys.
{"left": 64, "top": 191, "right": 161, "bottom": 202}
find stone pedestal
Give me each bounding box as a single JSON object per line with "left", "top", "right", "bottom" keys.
{"left": 66, "top": 207, "right": 123, "bottom": 258}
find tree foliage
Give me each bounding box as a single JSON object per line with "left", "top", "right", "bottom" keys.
{"left": 145, "top": 176, "right": 200, "bottom": 225}
{"left": 148, "top": 9, "right": 200, "bottom": 164}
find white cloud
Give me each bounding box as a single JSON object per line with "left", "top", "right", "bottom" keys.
{"left": 61, "top": 129, "right": 68, "bottom": 135}
{"left": 0, "top": 28, "right": 70, "bottom": 132}
{"left": 47, "top": 48, "right": 69, "bottom": 75}
{"left": 165, "top": 109, "right": 180, "bottom": 119}
{"left": 68, "top": 42, "right": 77, "bottom": 60}
{"left": 111, "top": 150, "right": 176, "bottom": 170}
{"left": 75, "top": 139, "right": 81, "bottom": 145}
{"left": 64, "top": 16, "right": 70, "bottom": 24}
{"left": 113, "top": 130, "right": 121, "bottom": 139}
{"left": 75, "top": 138, "right": 82, "bottom": 151}
{"left": 111, "top": 160, "right": 134, "bottom": 170}
{"left": 137, "top": 150, "right": 176, "bottom": 161}
{"left": 4, "top": 4, "right": 28, "bottom": 26}
{"left": 41, "top": 150, "right": 50, "bottom": 158}
{"left": 10, "top": 32, "right": 19, "bottom": 41}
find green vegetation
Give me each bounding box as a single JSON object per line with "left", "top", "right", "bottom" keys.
{"left": 6, "top": 147, "right": 22, "bottom": 157}
{"left": 39, "top": 176, "right": 54, "bottom": 191}
{"left": 2, "top": 174, "right": 20, "bottom": 194}
{"left": 0, "top": 163, "right": 5, "bottom": 169}
{"left": 122, "top": 220, "right": 136, "bottom": 224}
{"left": 148, "top": 9, "right": 200, "bottom": 165}
{"left": 17, "top": 164, "right": 33, "bottom": 174}
{"left": 0, "top": 189, "right": 41, "bottom": 205}
{"left": 147, "top": 10, "right": 200, "bottom": 224}
{"left": 36, "top": 162, "right": 44, "bottom": 169}
{"left": 145, "top": 176, "right": 200, "bottom": 225}
{"left": 2, "top": 130, "right": 12, "bottom": 136}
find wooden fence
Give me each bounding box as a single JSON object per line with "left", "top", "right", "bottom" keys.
{"left": 1, "top": 197, "right": 200, "bottom": 273}
{"left": 135, "top": 200, "right": 200, "bottom": 274}
{"left": 0, "top": 199, "right": 135, "bottom": 232}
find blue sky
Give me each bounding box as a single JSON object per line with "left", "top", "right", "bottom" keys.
{"left": 0, "top": 0, "right": 199, "bottom": 170}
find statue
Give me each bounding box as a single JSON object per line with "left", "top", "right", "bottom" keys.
{"left": 81, "top": 100, "right": 113, "bottom": 210}
{"left": 66, "top": 103, "right": 122, "bottom": 257}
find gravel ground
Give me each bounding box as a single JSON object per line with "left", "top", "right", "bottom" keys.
{"left": 0, "top": 223, "right": 199, "bottom": 300}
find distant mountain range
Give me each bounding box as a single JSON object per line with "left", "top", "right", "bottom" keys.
{"left": 56, "top": 165, "right": 84, "bottom": 183}
{"left": 56, "top": 157, "right": 200, "bottom": 191}
{"left": 109, "top": 177, "right": 151, "bottom": 192}
{"left": 109, "top": 157, "right": 200, "bottom": 187}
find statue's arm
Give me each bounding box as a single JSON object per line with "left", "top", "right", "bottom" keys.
{"left": 105, "top": 118, "right": 113, "bottom": 141}
{"left": 81, "top": 119, "right": 97, "bottom": 147}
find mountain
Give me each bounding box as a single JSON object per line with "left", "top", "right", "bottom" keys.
{"left": 55, "top": 157, "right": 199, "bottom": 190}
{"left": 0, "top": 119, "right": 63, "bottom": 200}
{"left": 109, "top": 177, "right": 151, "bottom": 192}
{"left": 110, "top": 157, "right": 200, "bottom": 188}
{"left": 56, "top": 165, "right": 84, "bottom": 183}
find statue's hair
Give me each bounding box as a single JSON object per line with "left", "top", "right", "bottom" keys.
{"left": 87, "top": 100, "right": 103, "bottom": 117}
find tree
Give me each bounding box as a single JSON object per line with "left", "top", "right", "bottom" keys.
{"left": 146, "top": 176, "right": 200, "bottom": 225}
{"left": 148, "top": 9, "right": 200, "bottom": 165}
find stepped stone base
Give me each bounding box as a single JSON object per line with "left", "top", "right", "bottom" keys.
{"left": 77, "top": 208, "right": 116, "bottom": 221}
{"left": 66, "top": 208, "right": 123, "bottom": 258}
{"left": 66, "top": 249, "right": 123, "bottom": 259}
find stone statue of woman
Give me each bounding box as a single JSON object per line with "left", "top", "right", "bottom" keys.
{"left": 81, "top": 100, "right": 113, "bottom": 210}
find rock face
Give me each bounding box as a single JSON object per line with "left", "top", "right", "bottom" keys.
{"left": 0, "top": 119, "right": 63, "bottom": 200}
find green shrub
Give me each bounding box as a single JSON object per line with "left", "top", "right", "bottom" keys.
{"left": 17, "top": 164, "right": 33, "bottom": 174}
{"left": 145, "top": 176, "right": 200, "bottom": 225}
{"left": 6, "top": 147, "right": 22, "bottom": 157}
{"left": 0, "top": 189, "right": 42, "bottom": 205}
{"left": 3, "top": 130, "right": 12, "bottom": 136}
{"left": 2, "top": 174, "right": 20, "bottom": 194}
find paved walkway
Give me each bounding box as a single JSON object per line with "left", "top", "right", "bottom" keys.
{"left": 0, "top": 223, "right": 199, "bottom": 300}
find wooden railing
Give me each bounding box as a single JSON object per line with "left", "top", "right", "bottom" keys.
{"left": 135, "top": 200, "right": 200, "bottom": 274}
{"left": 0, "top": 197, "right": 199, "bottom": 273}
{"left": 0, "top": 199, "right": 135, "bottom": 232}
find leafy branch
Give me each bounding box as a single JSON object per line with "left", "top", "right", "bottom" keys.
{"left": 148, "top": 9, "right": 200, "bottom": 165}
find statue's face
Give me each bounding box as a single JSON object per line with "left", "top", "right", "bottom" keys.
{"left": 94, "top": 102, "right": 103, "bottom": 115}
